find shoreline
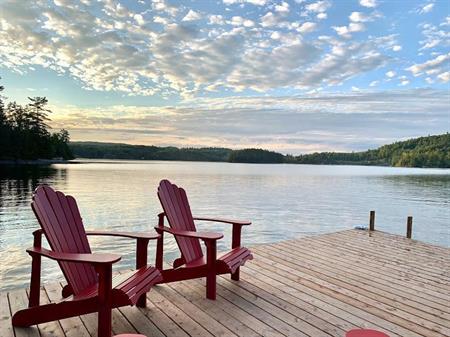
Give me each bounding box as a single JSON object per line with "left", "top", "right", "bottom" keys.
{"left": 0, "top": 159, "right": 81, "bottom": 165}
{"left": 1, "top": 158, "right": 449, "bottom": 169}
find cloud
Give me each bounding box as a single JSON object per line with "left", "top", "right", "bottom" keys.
{"left": 386, "top": 70, "right": 396, "bottom": 78}
{"left": 418, "top": 21, "right": 450, "bottom": 50}
{"left": 437, "top": 71, "right": 450, "bottom": 83}
{"left": 406, "top": 52, "right": 450, "bottom": 82}
{"left": 182, "top": 9, "right": 202, "bottom": 21}
{"left": 223, "top": 0, "right": 267, "bottom": 5}
{"left": 392, "top": 45, "right": 402, "bottom": 52}
{"left": 336, "top": 10, "right": 381, "bottom": 38}
{"left": 359, "top": 0, "right": 377, "bottom": 8}
{"left": 441, "top": 16, "right": 450, "bottom": 27}
{"left": 298, "top": 42, "right": 388, "bottom": 87}
{"left": 134, "top": 14, "right": 145, "bottom": 25}
{"left": 333, "top": 23, "right": 365, "bottom": 38}
{"left": 349, "top": 11, "right": 379, "bottom": 23}
{"left": 275, "top": 2, "right": 290, "bottom": 14}
{"left": 298, "top": 22, "right": 317, "bottom": 33}
{"left": 230, "top": 16, "right": 255, "bottom": 27}
{"left": 305, "top": 1, "right": 331, "bottom": 13}
{"left": 152, "top": 0, "right": 179, "bottom": 16}
{"left": 260, "top": 12, "right": 280, "bottom": 27}
{"left": 270, "top": 31, "right": 281, "bottom": 39}
{"left": 225, "top": 41, "right": 321, "bottom": 91}
{"left": 209, "top": 15, "right": 225, "bottom": 25}
{"left": 150, "top": 24, "right": 247, "bottom": 95}
{"left": 419, "top": 3, "right": 434, "bottom": 14}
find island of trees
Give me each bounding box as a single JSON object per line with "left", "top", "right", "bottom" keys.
{"left": 0, "top": 81, "right": 73, "bottom": 161}
{"left": 70, "top": 133, "right": 450, "bottom": 168}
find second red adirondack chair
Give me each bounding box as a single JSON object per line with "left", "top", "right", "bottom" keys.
{"left": 12, "top": 185, "right": 162, "bottom": 337}
{"left": 155, "top": 179, "right": 253, "bottom": 299}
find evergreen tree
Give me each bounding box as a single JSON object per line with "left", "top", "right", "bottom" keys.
{"left": 0, "top": 82, "right": 11, "bottom": 157}
{"left": 0, "top": 81, "right": 74, "bottom": 161}
{"left": 27, "top": 97, "right": 50, "bottom": 137}
{"left": 0, "top": 82, "right": 5, "bottom": 125}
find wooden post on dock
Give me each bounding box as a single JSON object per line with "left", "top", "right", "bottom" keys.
{"left": 369, "top": 211, "right": 375, "bottom": 231}
{"left": 406, "top": 216, "right": 413, "bottom": 239}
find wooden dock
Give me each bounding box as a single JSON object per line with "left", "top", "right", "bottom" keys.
{"left": 2, "top": 230, "right": 449, "bottom": 337}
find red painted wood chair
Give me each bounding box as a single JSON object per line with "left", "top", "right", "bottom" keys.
{"left": 12, "top": 185, "right": 162, "bottom": 337}
{"left": 155, "top": 179, "right": 253, "bottom": 299}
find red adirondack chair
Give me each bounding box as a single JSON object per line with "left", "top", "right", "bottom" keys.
{"left": 12, "top": 185, "right": 162, "bottom": 337}
{"left": 155, "top": 179, "right": 253, "bottom": 299}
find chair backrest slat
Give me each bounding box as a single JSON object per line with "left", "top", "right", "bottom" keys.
{"left": 31, "top": 185, "right": 97, "bottom": 295}
{"left": 157, "top": 180, "right": 203, "bottom": 263}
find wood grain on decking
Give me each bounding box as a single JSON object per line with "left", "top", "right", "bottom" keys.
{"left": 3, "top": 229, "right": 449, "bottom": 337}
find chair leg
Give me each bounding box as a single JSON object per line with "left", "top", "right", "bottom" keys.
{"left": 97, "top": 265, "right": 113, "bottom": 337}
{"left": 136, "top": 294, "right": 146, "bottom": 308}
{"left": 231, "top": 224, "right": 243, "bottom": 282}
{"left": 135, "top": 238, "right": 149, "bottom": 308}
{"left": 206, "top": 240, "right": 217, "bottom": 300}
{"left": 231, "top": 267, "right": 240, "bottom": 281}
{"left": 206, "top": 272, "right": 216, "bottom": 300}
{"left": 28, "top": 254, "right": 41, "bottom": 307}
{"left": 29, "top": 230, "right": 42, "bottom": 307}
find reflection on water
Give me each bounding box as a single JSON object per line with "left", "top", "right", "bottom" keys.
{"left": 0, "top": 160, "right": 449, "bottom": 291}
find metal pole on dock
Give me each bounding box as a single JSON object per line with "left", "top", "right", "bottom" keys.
{"left": 406, "top": 216, "right": 413, "bottom": 239}
{"left": 369, "top": 211, "right": 375, "bottom": 231}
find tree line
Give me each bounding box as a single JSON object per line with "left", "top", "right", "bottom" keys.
{"left": 71, "top": 133, "right": 450, "bottom": 168}
{"left": 0, "top": 81, "right": 73, "bottom": 161}
{"left": 291, "top": 133, "right": 450, "bottom": 168}
{"left": 70, "top": 142, "right": 286, "bottom": 164}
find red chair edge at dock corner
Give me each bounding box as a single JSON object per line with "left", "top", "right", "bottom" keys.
{"left": 154, "top": 179, "right": 254, "bottom": 300}
{"left": 12, "top": 184, "right": 162, "bottom": 337}
{"left": 346, "top": 329, "right": 390, "bottom": 337}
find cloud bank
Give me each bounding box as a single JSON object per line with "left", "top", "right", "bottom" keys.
{"left": 50, "top": 89, "right": 450, "bottom": 154}
{"left": 0, "top": 0, "right": 426, "bottom": 98}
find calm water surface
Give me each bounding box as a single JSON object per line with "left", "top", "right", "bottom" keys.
{"left": 0, "top": 160, "right": 449, "bottom": 291}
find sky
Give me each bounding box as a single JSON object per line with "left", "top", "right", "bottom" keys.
{"left": 0, "top": 0, "right": 449, "bottom": 154}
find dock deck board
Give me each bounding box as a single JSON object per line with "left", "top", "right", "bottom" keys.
{"left": 4, "top": 229, "right": 450, "bottom": 337}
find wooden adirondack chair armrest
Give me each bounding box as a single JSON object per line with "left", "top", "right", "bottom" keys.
{"left": 193, "top": 216, "right": 251, "bottom": 250}
{"left": 26, "top": 247, "right": 121, "bottom": 266}
{"left": 193, "top": 217, "right": 252, "bottom": 226}
{"left": 154, "top": 226, "right": 223, "bottom": 241}
{"left": 86, "top": 230, "right": 160, "bottom": 240}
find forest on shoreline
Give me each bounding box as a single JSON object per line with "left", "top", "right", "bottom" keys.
{"left": 70, "top": 133, "right": 450, "bottom": 168}
{"left": 0, "top": 81, "right": 73, "bottom": 161}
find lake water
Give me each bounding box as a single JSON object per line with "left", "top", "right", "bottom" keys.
{"left": 0, "top": 160, "right": 449, "bottom": 291}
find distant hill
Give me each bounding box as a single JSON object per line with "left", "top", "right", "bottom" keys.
{"left": 229, "top": 148, "right": 284, "bottom": 163}
{"left": 292, "top": 133, "right": 449, "bottom": 168}
{"left": 70, "top": 133, "right": 450, "bottom": 168}
{"left": 69, "top": 142, "right": 231, "bottom": 162}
